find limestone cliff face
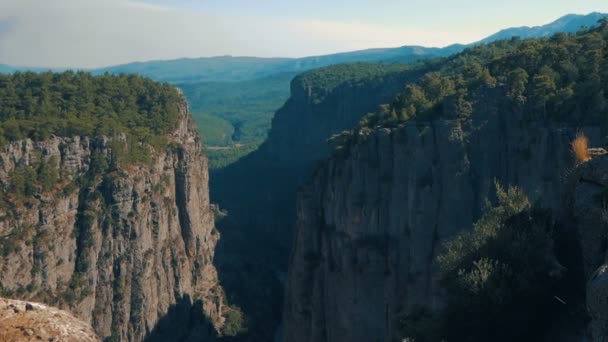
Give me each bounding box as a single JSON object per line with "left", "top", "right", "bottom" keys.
{"left": 0, "top": 297, "right": 100, "bottom": 342}
{"left": 0, "top": 98, "right": 223, "bottom": 341}
{"left": 283, "top": 96, "right": 601, "bottom": 342}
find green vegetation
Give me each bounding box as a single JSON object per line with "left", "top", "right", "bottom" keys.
{"left": 0, "top": 71, "right": 183, "bottom": 145}
{"left": 205, "top": 144, "right": 258, "bottom": 170}
{"left": 94, "top": 48, "right": 453, "bottom": 84}
{"left": 401, "top": 183, "right": 562, "bottom": 341}
{"left": 0, "top": 224, "right": 34, "bottom": 257}
{"left": 180, "top": 72, "right": 294, "bottom": 145}
{"left": 5, "top": 156, "right": 61, "bottom": 206}
{"left": 296, "top": 63, "right": 412, "bottom": 103}
{"left": 182, "top": 64, "right": 415, "bottom": 169}
{"left": 179, "top": 72, "right": 295, "bottom": 168}
{"left": 352, "top": 20, "right": 608, "bottom": 133}
{"left": 222, "top": 306, "right": 247, "bottom": 337}
{"left": 437, "top": 184, "right": 559, "bottom": 341}
{"left": 194, "top": 113, "right": 234, "bottom": 147}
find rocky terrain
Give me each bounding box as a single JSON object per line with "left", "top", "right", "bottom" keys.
{"left": 282, "top": 104, "right": 602, "bottom": 341}
{"left": 568, "top": 155, "right": 608, "bottom": 341}
{"left": 280, "top": 21, "right": 608, "bottom": 341}
{"left": 0, "top": 96, "right": 224, "bottom": 341}
{"left": 0, "top": 297, "right": 100, "bottom": 342}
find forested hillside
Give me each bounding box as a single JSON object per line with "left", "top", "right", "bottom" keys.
{"left": 0, "top": 72, "right": 182, "bottom": 145}
{"left": 179, "top": 72, "right": 296, "bottom": 168}
{"left": 331, "top": 17, "right": 608, "bottom": 152}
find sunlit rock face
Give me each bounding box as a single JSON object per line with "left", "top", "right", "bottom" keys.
{"left": 0, "top": 96, "right": 224, "bottom": 341}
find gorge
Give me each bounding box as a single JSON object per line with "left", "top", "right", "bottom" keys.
{"left": 1, "top": 12, "right": 608, "bottom": 342}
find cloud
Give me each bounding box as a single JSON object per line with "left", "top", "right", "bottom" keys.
{"left": 0, "top": 0, "right": 233, "bottom": 68}
{"left": 0, "top": 0, "right": 481, "bottom": 68}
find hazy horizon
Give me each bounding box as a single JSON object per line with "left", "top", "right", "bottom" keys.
{"left": 1, "top": 0, "right": 608, "bottom": 68}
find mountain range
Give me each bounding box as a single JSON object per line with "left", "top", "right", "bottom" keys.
{"left": 87, "top": 12, "right": 608, "bottom": 84}
{"left": 1, "top": 13, "right": 606, "bottom": 84}
{"left": 1, "top": 12, "right": 606, "bottom": 169}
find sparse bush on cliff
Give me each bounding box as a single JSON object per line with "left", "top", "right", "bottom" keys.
{"left": 400, "top": 184, "right": 564, "bottom": 341}
{"left": 5, "top": 156, "right": 62, "bottom": 206}
{"left": 571, "top": 133, "right": 591, "bottom": 163}
{"left": 222, "top": 306, "right": 247, "bottom": 337}
{"left": 434, "top": 183, "right": 562, "bottom": 341}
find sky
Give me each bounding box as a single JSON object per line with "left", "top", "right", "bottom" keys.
{"left": 0, "top": 0, "right": 607, "bottom": 68}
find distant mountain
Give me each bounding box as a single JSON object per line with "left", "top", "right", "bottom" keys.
{"left": 1, "top": 13, "right": 606, "bottom": 84}
{"left": 478, "top": 12, "right": 607, "bottom": 44}
{"left": 92, "top": 47, "right": 456, "bottom": 84}
{"left": 89, "top": 12, "right": 605, "bottom": 84}
{"left": 1, "top": 12, "right": 606, "bottom": 168}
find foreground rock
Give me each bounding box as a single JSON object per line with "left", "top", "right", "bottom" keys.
{"left": 0, "top": 297, "right": 100, "bottom": 342}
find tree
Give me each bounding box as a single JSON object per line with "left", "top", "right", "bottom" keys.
{"left": 530, "top": 66, "right": 557, "bottom": 118}
{"left": 507, "top": 68, "right": 529, "bottom": 104}
{"left": 37, "top": 157, "right": 60, "bottom": 192}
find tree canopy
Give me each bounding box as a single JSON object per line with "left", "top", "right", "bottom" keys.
{"left": 355, "top": 21, "right": 608, "bottom": 130}
{"left": 0, "top": 71, "right": 184, "bottom": 145}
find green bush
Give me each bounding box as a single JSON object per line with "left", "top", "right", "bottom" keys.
{"left": 435, "top": 183, "right": 562, "bottom": 341}
{"left": 0, "top": 71, "right": 182, "bottom": 145}
{"left": 222, "top": 306, "right": 247, "bottom": 337}
{"left": 6, "top": 156, "right": 62, "bottom": 205}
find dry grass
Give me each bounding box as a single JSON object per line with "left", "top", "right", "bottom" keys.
{"left": 571, "top": 133, "right": 591, "bottom": 163}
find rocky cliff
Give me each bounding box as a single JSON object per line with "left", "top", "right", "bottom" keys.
{"left": 0, "top": 97, "right": 224, "bottom": 341}
{"left": 567, "top": 155, "right": 608, "bottom": 341}
{"left": 282, "top": 22, "right": 608, "bottom": 339}
{"left": 210, "top": 63, "right": 424, "bottom": 340}
{"left": 0, "top": 297, "right": 100, "bottom": 342}
{"left": 263, "top": 63, "right": 423, "bottom": 165}
{"left": 282, "top": 94, "right": 603, "bottom": 341}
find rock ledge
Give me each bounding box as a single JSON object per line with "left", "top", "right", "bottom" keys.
{"left": 0, "top": 297, "right": 100, "bottom": 342}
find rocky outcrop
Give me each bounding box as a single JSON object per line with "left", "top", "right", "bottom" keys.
{"left": 283, "top": 90, "right": 602, "bottom": 341}
{"left": 0, "top": 98, "right": 223, "bottom": 341}
{"left": 0, "top": 297, "right": 100, "bottom": 342}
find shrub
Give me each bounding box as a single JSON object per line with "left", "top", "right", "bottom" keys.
{"left": 571, "top": 133, "right": 591, "bottom": 163}
{"left": 435, "top": 182, "right": 562, "bottom": 341}
{"left": 222, "top": 306, "right": 247, "bottom": 337}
